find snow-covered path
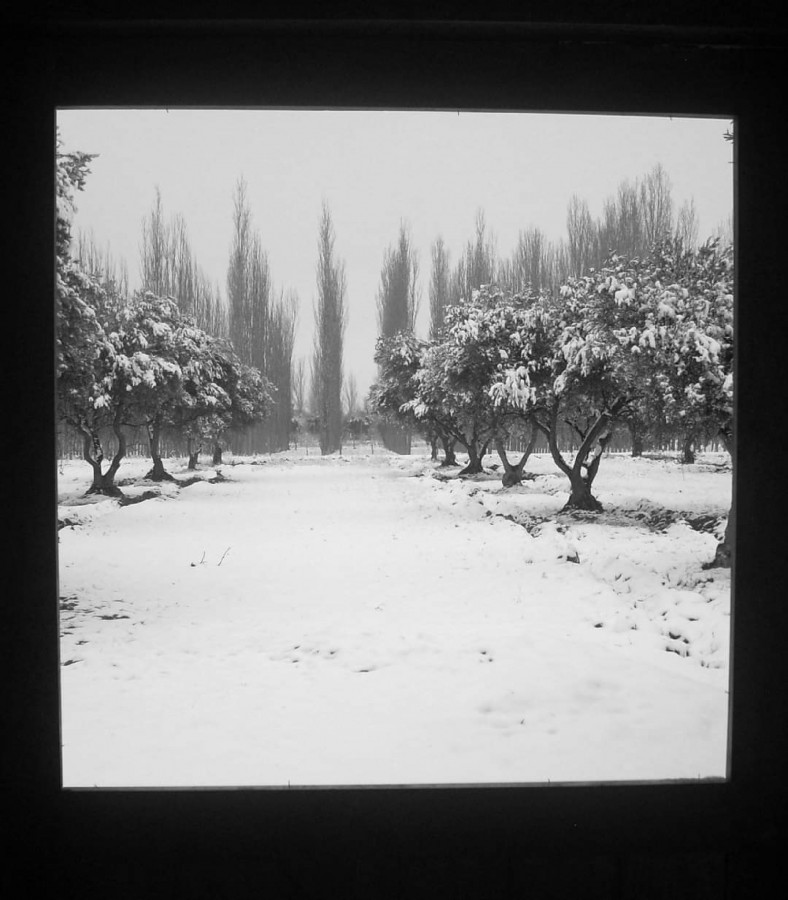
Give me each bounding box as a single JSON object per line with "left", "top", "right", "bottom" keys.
{"left": 58, "top": 452, "right": 730, "bottom": 787}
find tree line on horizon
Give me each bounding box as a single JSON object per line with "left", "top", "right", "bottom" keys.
{"left": 57, "top": 133, "right": 733, "bottom": 475}
{"left": 372, "top": 162, "right": 732, "bottom": 457}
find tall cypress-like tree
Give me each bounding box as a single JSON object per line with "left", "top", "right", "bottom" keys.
{"left": 227, "top": 177, "right": 256, "bottom": 369}
{"left": 312, "top": 201, "right": 347, "bottom": 455}
{"left": 139, "top": 186, "right": 171, "bottom": 300}
{"left": 566, "top": 194, "right": 596, "bottom": 278}
{"left": 226, "top": 177, "right": 299, "bottom": 452}
{"left": 376, "top": 222, "right": 419, "bottom": 454}
{"left": 377, "top": 221, "right": 419, "bottom": 338}
{"left": 425, "top": 235, "right": 458, "bottom": 463}
{"left": 139, "top": 191, "right": 226, "bottom": 338}
{"left": 247, "top": 230, "right": 271, "bottom": 376}
{"left": 450, "top": 208, "right": 496, "bottom": 304}
{"left": 267, "top": 289, "right": 298, "bottom": 451}
{"left": 429, "top": 236, "right": 450, "bottom": 341}
{"left": 293, "top": 357, "right": 306, "bottom": 416}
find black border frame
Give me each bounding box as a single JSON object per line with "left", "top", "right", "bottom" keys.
{"left": 6, "top": 10, "right": 787, "bottom": 896}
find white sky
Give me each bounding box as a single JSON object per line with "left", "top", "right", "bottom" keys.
{"left": 56, "top": 109, "right": 733, "bottom": 398}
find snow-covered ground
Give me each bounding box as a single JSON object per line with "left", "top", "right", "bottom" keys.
{"left": 57, "top": 445, "right": 732, "bottom": 787}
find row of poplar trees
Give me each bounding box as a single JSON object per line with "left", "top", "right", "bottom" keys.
{"left": 224, "top": 179, "right": 297, "bottom": 454}
{"left": 373, "top": 162, "right": 730, "bottom": 458}
{"left": 112, "top": 179, "right": 297, "bottom": 455}
{"left": 80, "top": 180, "right": 349, "bottom": 459}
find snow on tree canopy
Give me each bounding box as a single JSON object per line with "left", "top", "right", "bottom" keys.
{"left": 615, "top": 286, "right": 635, "bottom": 305}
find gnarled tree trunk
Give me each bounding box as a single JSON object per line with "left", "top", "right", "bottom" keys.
{"left": 496, "top": 424, "right": 538, "bottom": 488}
{"left": 564, "top": 428, "right": 612, "bottom": 511}
{"left": 565, "top": 472, "right": 604, "bottom": 511}
{"left": 535, "top": 398, "right": 620, "bottom": 512}
{"left": 458, "top": 439, "right": 488, "bottom": 476}
{"left": 145, "top": 418, "right": 175, "bottom": 481}
{"left": 81, "top": 428, "right": 106, "bottom": 492}
{"left": 81, "top": 416, "right": 126, "bottom": 496}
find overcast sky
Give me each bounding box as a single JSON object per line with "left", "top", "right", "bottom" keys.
{"left": 56, "top": 109, "right": 733, "bottom": 398}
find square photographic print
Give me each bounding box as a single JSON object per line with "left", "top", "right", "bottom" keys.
{"left": 55, "top": 109, "right": 734, "bottom": 788}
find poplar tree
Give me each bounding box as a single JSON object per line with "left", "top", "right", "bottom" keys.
{"left": 376, "top": 222, "right": 419, "bottom": 337}
{"left": 375, "top": 221, "right": 419, "bottom": 454}
{"left": 226, "top": 177, "right": 296, "bottom": 452}
{"left": 266, "top": 290, "right": 298, "bottom": 451}
{"left": 312, "top": 202, "right": 347, "bottom": 455}
{"left": 450, "top": 208, "right": 496, "bottom": 304}
{"left": 429, "top": 236, "right": 450, "bottom": 341}
{"left": 427, "top": 235, "right": 457, "bottom": 463}
{"left": 139, "top": 186, "right": 171, "bottom": 300}
{"left": 140, "top": 191, "right": 226, "bottom": 339}
{"left": 227, "top": 177, "right": 257, "bottom": 370}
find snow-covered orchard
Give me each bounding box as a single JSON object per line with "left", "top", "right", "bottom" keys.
{"left": 58, "top": 445, "right": 731, "bottom": 787}
{"left": 55, "top": 136, "right": 734, "bottom": 788}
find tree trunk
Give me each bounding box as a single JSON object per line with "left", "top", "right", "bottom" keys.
{"left": 440, "top": 436, "right": 458, "bottom": 467}
{"left": 496, "top": 436, "right": 519, "bottom": 485}
{"left": 104, "top": 419, "right": 127, "bottom": 489}
{"left": 682, "top": 432, "right": 696, "bottom": 464}
{"left": 82, "top": 419, "right": 125, "bottom": 496}
{"left": 630, "top": 424, "right": 644, "bottom": 457}
{"left": 213, "top": 443, "right": 223, "bottom": 465}
{"left": 147, "top": 456, "right": 172, "bottom": 480}
{"left": 496, "top": 425, "right": 537, "bottom": 487}
{"left": 535, "top": 400, "right": 615, "bottom": 513}
{"left": 564, "top": 473, "right": 604, "bottom": 512}
{"left": 563, "top": 427, "right": 612, "bottom": 511}
{"left": 145, "top": 419, "right": 175, "bottom": 481}
{"left": 186, "top": 436, "right": 200, "bottom": 470}
{"left": 458, "top": 440, "right": 485, "bottom": 475}
{"left": 320, "top": 420, "right": 330, "bottom": 455}
{"left": 81, "top": 430, "right": 105, "bottom": 491}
